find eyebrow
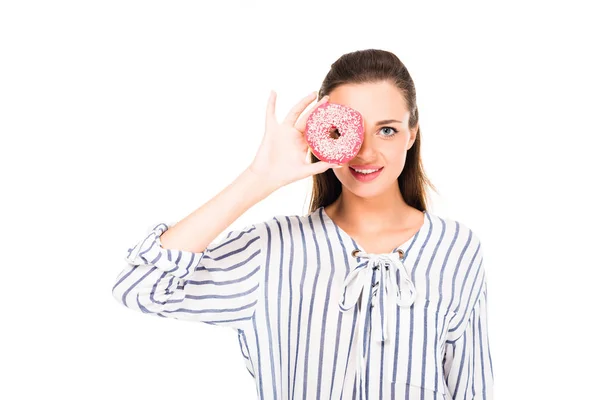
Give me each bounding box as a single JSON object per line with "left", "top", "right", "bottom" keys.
{"left": 375, "top": 119, "right": 403, "bottom": 125}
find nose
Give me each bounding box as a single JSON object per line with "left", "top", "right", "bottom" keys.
{"left": 356, "top": 129, "right": 376, "bottom": 158}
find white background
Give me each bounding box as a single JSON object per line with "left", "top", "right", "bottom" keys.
{"left": 2, "top": 1, "right": 598, "bottom": 399}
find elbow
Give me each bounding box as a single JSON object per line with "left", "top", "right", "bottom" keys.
{"left": 111, "top": 264, "right": 175, "bottom": 315}
{"left": 111, "top": 270, "right": 134, "bottom": 310}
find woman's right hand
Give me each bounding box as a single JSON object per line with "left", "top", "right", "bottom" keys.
{"left": 247, "top": 90, "right": 342, "bottom": 191}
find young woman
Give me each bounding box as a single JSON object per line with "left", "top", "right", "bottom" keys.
{"left": 113, "top": 49, "right": 494, "bottom": 400}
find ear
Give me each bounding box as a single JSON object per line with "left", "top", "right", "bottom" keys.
{"left": 407, "top": 123, "right": 419, "bottom": 150}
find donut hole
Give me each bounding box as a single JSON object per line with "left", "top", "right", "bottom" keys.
{"left": 328, "top": 125, "right": 341, "bottom": 140}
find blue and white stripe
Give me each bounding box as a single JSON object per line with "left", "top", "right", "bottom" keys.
{"left": 113, "top": 222, "right": 263, "bottom": 329}
{"left": 113, "top": 206, "right": 494, "bottom": 399}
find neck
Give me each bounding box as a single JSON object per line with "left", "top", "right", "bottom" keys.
{"left": 327, "top": 190, "right": 415, "bottom": 233}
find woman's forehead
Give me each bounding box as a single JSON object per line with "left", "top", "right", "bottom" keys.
{"left": 327, "top": 82, "right": 409, "bottom": 122}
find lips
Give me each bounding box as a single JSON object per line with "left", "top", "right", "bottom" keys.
{"left": 349, "top": 166, "right": 384, "bottom": 182}
{"left": 349, "top": 166, "right": 383, "bottom": 172}
{"left": 349, "top": 165, "right": 383, "bottom": 170}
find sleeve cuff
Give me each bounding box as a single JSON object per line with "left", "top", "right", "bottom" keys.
{"left": 124, "top": 222, "right": 206, "bottom": 279}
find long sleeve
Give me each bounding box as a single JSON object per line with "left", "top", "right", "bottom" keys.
{"left": 443, "top": 280, "right": 495, "bottom": 399}
{"left": 111, "top": 221, "right": 264, "bottom": 331}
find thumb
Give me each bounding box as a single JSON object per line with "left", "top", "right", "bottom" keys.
{"left": 309, "top": 161, "right": 344, "bottom": 175}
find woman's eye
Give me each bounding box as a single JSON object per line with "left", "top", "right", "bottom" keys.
{"left": 379, "top": 127, "right": 398, "bottom": 138}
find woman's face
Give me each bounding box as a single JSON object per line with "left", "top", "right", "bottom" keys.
{"left": 327, "top": 80, "right": 418, "bottom": 198}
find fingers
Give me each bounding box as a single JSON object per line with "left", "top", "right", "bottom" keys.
{"left": 282, "top": 91, "right": 318, "bottom": 127}
{"left": 265, "top": 90, "right": 277, "bottom": 126}
{"left": 295, "top": 94, "right": 329, "bottom": 133}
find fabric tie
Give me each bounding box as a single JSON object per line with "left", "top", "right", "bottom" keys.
{"left": 338, "top": 250, "right": 417, "bottom": 400}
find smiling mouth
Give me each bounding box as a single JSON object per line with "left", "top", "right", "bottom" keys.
{"left": 349, "top": 166, "right": 384, "bottom": 174}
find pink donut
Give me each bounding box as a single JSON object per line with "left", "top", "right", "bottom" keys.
{"left": 305, "top": 102, "right": 364, "bottom": 164}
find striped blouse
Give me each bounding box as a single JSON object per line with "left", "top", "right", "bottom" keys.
{"left": 113, "top": 206, "right": 494, "bottom": 399}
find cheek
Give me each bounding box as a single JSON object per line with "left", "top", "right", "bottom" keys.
{"left": 385, "top": 151, "right": 408, "bottom": 174}
{"left": 383, "top": 146, "right": 406, "bottom": 164}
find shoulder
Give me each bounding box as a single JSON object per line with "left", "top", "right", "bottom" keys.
{"left": 249, "top": 209, "right": 328, "bottom": 242}
{"left": 425, "top": 210, "right": 484, "bottom": 254}
{"left": 245, "top": 210, "right": 311, "bottom": 236}
{"left": 427, "top": 213, "right": 487, "bottom": 292}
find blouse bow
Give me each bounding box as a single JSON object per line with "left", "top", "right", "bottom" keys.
{"left": 338, "top": 249, "right": 417, "bottom": 399}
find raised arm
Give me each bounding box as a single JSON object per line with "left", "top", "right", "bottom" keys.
{"left": 111, "top": 168, "right": 273, "bottom": 330}
{"left": 158, "top": 167, "right": 273, "bottom": 254}
{"left": 112, "top": 90, "right": 341, "bottom": 330}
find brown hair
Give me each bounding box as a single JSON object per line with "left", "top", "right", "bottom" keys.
{"left": 307, "top": 48, "right": 438, "bottom": 213}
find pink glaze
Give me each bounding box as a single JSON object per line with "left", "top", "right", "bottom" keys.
{"left": 305, "top": 102, "right": 364, "bottom": 164}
